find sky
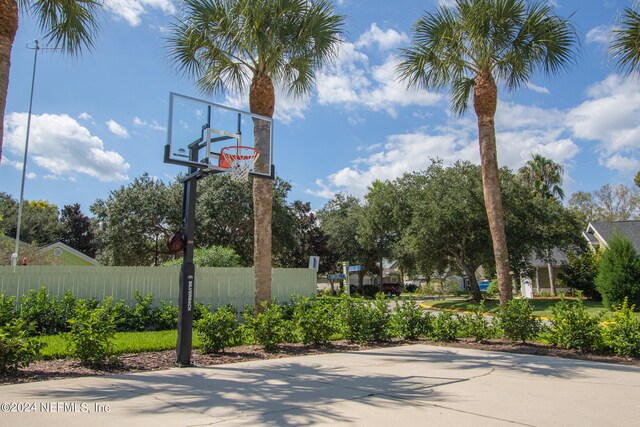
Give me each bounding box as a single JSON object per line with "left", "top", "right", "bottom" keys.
{"left": 1, "top": 0, "right": 639, "bottom": 216}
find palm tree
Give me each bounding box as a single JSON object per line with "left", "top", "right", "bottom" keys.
{"left": 518, "top": 154, "right": 565, "bottom": 200}
{"left": 610, "top": 3, "right": 640, "bottom": 74}
{"left": 0, "top": 0, "right": 102, "bottom": 164}
{"left": 397, "top": 0, "right": 577, "bottom": 304}
{"left": 167, "top": 0, "right": 344, "bottom": 312}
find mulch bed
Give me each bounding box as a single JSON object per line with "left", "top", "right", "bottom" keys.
{"left": 2, "top": 339, "right": 638, "bottom": 386}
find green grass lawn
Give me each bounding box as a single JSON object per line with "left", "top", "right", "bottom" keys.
{"left": 38, "top": 330, "right": 204, "bottom": 359}
{"left": 420, "top": 297, "right": 640, "bottom": 319}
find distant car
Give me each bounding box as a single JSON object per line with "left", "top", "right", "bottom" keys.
{"left": 382, "top": 283, "right": 402, "bottom": 297}
{"left": 478, "top": 279, "right": 491, "bottom": 292}
{"left": 404, "top": 282, "right": 419, "bottom": 293}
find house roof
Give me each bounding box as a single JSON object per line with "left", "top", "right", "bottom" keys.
{"left": 39, "top": 242, "right": 101, "bottom": 266}
{"left": 529, "top": 248, "right": 569, "bottom": 268}
{"left": 585, "top": 221, "right": 640, "bottom": 254}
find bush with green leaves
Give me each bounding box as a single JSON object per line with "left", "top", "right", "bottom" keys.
{"left": 20, "top": 287, "right": 66, "bottom": 335}
{"left": 495, "top": 299, "right": 541, "bottom": 343}
{"left": 162, "top": 245, "right": 242, "bottom": 267}
{"left": 293, "top": 296, "right": 338, "bottom": 346}
{"left": 485, "top": 279, "right": 499, "bottom": 299}
{"left": 546, "top": 295, "right": 604, "bottom": 352}
{"left": 392, "top": 297, "right": 431, "bottom": 339}
{"left": 155, "top": 300, "right": 179, "bottom": 331}
{"left": 0, "top": 319, "right": 43, "bottom": 373}
{"left": 67, "top": 298, "right": 118, "bottom": 367}
{"left": 338, "top": 294, "right": 392, "bottom": 344}
{"left": 132, "top": 291, "right": 156, "bottom": 331}
{"left": 430, "top": 310, "right": 459, "bottom": 342}
{"left": 195, "top": 305, "right": 241, "bottom": 353}
{"left": 243, "top": 300, "right": 289, "bottom": 351}
{"left": 111, "top": 299, "right": 135, "bottom": 331}
{"left": 458, "top": 302, "right": 496, "bottom": 342}
{"left": 558, "top": 250, "right": 600, "bottom": 300}
{"left": 595, "top": 233, "right": 640, "bottom": 309}
{"left": 0, "top": 292, "right": 17, "bottom": 326}
{"left": 603, "top": 298, "right": 640, "bottom": 357}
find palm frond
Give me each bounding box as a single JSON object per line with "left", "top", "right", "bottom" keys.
{"left": 610, "top": 6, "right": 640, "bottom": 75}
{"left": 30, "top": 0, "right": 103, "bottom": 55}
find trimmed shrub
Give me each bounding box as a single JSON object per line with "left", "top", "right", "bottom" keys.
{"left": 392, "top": 297, "right": 431, "bottom": 339}
{"left": 430, "top": 311, "right": 459, "bottom": 342}
{"left": 132, "top": 291, "right": 156, "bottom": 331}
{"left": 546, "top": 295, "right": 603, "bottom": 352}
{"left": 603, "top": 298, "right": 640, "bottom": 357}
{"left": 67, "top": 298, "right": 118, "bottom": 367}
{"left": 243, "top": 300, "right": 288, "bottom": 351}
{"left": 459, "top": 302, "right": 496, "bottom": 342}
{"left": 0, "top": 292, "right": 17, "bottom": 326}
{"left": 0, "top": 319, "right": 43, "bottom": 373}
{"left": 495, "top": 299, "right": 541, "bottom": 343}
{"left": 338, "top": 294, "right": 392, "bottom": 344}
{"left": 155, "top": 300, "right": 179, "bottom": 331}
{"left": 595, "top": 233, "right": 640, "bottom": 309}
{"left": 195, "top": 305, "right": 240, "bottom": 354}
{"left": 20, "top": 287, "right": 66, "bottom": 335}
{"left": 558, "top": 250, "right": 600, "bottom": 300}
{"left": 293, "top": 296, "right": 338, "bottom": 346}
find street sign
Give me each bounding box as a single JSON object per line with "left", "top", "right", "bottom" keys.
{"left": 328, "top": 273, "right": 346, "bottom": 280}
{"left": 347, "top": 266, "right": 361, "bottom": 272}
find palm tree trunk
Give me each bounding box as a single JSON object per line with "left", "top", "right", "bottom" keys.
{"left": 0, "top": 0, "right": 19, "bottom": 164}
{"left": 249, "top": 74, "right": 275, "bottom": 314}
{"left": 473, "top": 72, "right": 512, "bottom": 304}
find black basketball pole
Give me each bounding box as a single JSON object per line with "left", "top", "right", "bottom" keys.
{"left": 176, "top": 145, "right": 199, "bottom": 366}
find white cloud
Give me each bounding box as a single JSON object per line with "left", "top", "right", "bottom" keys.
{"left": 78, "top": 112, "right": 93, "bottom": 121}
{"left": 133, "top": 116, "right": 166, "bottom": 131}
{"left": 600, "top": 154, "right": 640, "bottom": 173}
{"left": 224, "top": 87, "right": 310, "bottom": 125}
{"left": 526, "top": 82, "right": 550, "bottom": 94}
{"left": 316, "top": 41, "right": 441, "bottom": 114}
{"left": 586, "top": 25, "right": 613, "bottom": 45}
{"left": 566, "top": 74, "right": 640, "bottom": 158}
{"left": 355, "top": 23, "right": 409, "bottom": 51}
{"left": 3, "top": 112, "right": 130, "bottom": 182}
{"left": 104, "top": 0, "right": 175, "bottom": 27}
{"left": 307, "top": 101, "right": 581, "bottom": 198}
{"left": 106, "top": 119, "right": 130, "bottom": 138}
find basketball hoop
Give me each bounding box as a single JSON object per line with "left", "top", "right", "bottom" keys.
{"left": 219, "top": 146, "right": 260, "bottom": 181}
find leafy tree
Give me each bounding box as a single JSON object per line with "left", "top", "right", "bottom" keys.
{"left": 595, "top": 233, "right": 640, "bottom": 309}
{"left": 408, "top": 161, "right": 493, "bottom": 301}
{"left": 0, "top": 0, "right": 103, "bottom": 164}
{"left": 360, "top": 181, "right": 401, "bottom": 291}
{"left": 558, "top": 250, "right": 600, "bottom": 300}
{"left": 18, "top": 200, "right": 59, "bottom": 245}
{"left": 318, "top": 193, "right": 375, "bottom": 285}
{"left": 59, "top": 204, "right": 95, "bottom": 257}
{"left": 635, "top": 171, "right": 640, "bottom": 188}
{"left": 91, "top": 174, "right": 179, "bottom": 266}
{"left": 163, "top": 246, "right": 241, "bottom": 267}
{"left": 0, "top": 194, "right": 60, "bottom": 245}
{"left": 397, "top": 0, "right": 577, "bottom": 304}
{"left": 167, "top": 0, "right": 345, "bottom": 311}
{"left": 610, "top": 3, "right": 640, "bottom": 74}
{"left": 0, "top": 192, "right": 18, "bottom": 237}
{"left": 518, "top": 154, "right": 565, "bottom": 200}
{"left": 569, "top": 184, "right": 640, "bottom": 223}
{"left": 275, "top": 201, "right": 330, "bottom": 270}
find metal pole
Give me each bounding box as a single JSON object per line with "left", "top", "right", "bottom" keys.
{"left": 12, "top": 40, "right": 39, "bottom": 268}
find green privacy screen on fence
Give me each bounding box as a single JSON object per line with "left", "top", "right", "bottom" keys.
{"left": 0, "top": 266, "right": 316, "bottom": 309}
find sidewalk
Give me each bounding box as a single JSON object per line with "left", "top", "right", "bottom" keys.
{"left": 1, "top": 344, "right": 639, "bottom": 426}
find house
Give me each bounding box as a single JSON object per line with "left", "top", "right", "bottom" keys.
{"left": 583, "top": 220, "right": 640, "bottom": 254}
{"left": 526, "top": 248, "right": 570, "bottom": 296}
{"left": 39, "top": 242, "right": 101, "bottom": 266}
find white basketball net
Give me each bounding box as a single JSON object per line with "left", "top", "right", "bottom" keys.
{"left": 221, "top": 147, "right": 260, "bottom": 182}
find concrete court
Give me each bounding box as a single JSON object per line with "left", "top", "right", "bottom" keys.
{"left": 1, "top": 344, "right": 640, "bottom": 426}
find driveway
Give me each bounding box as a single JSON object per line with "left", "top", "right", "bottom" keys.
{"left": 1, "top": 344, "right": 639, "bottom": 426}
